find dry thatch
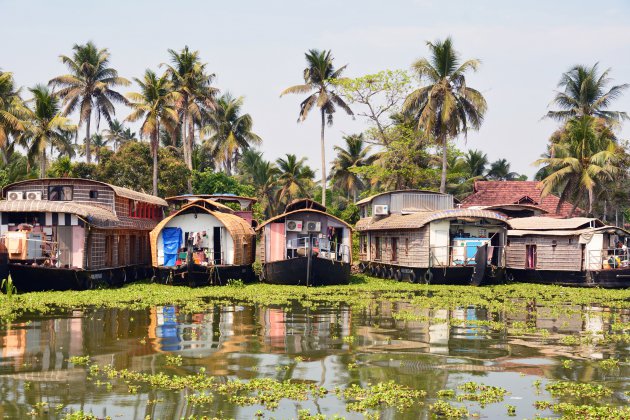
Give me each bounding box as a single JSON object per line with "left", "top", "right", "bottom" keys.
{"left": 150, "top": 203, "right": 255, "bottom": 267}
{"left": 355, "top": 208, "right": 507, "bottom": 231}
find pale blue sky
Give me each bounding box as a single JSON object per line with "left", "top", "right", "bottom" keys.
{"left": 2, "top": 0, "right": 630, "bottom": 178}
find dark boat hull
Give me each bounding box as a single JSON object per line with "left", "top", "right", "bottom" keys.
{"left": 8, "top": 263, "right": 151, "bottom": 292}
{"left": 507, "top": 268, "right": 630, "bottom": 288}
{"left": 153, "top": 264, "right": 256, "bottom": 287}
{"left": 262, "top": 257, "right": 351, "bottom": 286}
{"left": 359, "top": 262, "right": 504, "bottom": 285}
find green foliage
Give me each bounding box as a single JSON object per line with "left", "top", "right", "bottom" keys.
{"left": 192, "top": 169, "right": 255, "bottom": 196}
{"left": 1, "top": 275, "right": 17, "bottom": 299}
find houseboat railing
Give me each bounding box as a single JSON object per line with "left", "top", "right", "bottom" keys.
{"left": 586, "top": 248, "right": 630, "bottom": 270}
{"left": 286, "top": 237, "right": 351, "bottom": 263}
{"left": 428, "top": 245, "right": 504, "bottom": 268}
{"left": 184, "top": 249, "right": 225, "bottom": 266}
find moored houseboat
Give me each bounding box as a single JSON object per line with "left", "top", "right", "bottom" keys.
{"left": 166, "top": 194, "right": 257, "bottom": 227}
{"left": 355, "top": 190, "right": 508, "bottom": 285}
{"left": 257, "top": 199, "right": 352, "bottom": 286}
{"left": 150, "top": 199, "right": 256, "bottom": 286}
{"left": 505, "top": 217, "right": 630, "bottom": 288}
{"left": 0, "top": 178, "right": 167, "bottom": 292}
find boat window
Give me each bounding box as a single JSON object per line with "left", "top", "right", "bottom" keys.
{"left": 89, "top": 190, "right": 99, "bottom": 199}
{"left": 526, "top": 245, "right": 537, "bottom": 269}
{"left": 360, "top": 234, "right": 367, "bottom": 253}
{"left": 405, "top": 238, "right": 409, "bottom": 256}
{"left": 391, "top": 237, "right": 398, "bottom": 262}
{"left": 375, "top": 237, "right": 382, "bottom": 260}
{"left": 48, "top": 186, "right": 73, "bottom": 201}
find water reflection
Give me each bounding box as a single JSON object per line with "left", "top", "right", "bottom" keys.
{"left": 0, "top": 300, "right": 628, "bottom": 419}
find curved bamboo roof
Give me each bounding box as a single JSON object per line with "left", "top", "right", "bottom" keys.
{"left": 3, "top": 178, "right": 167, "bottom": 206}
{"left": 355, "top": 208, "right": 507, "bottom": 231}
{"left": 256, "top": 209, "right": 353, "bottom": 231}
{"left": 150, "top": 202, "right": 255, "bottom": 267}
{"left": 284, "top": 198, "right": 326, "bottom": 213}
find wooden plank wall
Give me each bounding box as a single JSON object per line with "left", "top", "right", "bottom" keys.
{"left": 7, "top": 180, "right": 115, "bottom": 211}
{"left": 366, "top": 227, "right": 430, "bottom": 267}
{"left": 506, "top": 236, "right": 582, "bottom": 271}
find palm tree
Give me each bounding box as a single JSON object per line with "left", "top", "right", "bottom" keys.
{"left": 49, "top": 41, "right": 130, "bottom": 163}
{"left": 462, "top": 149, "right": 488, "bottom": 178}
{"left": 202, "top": 93, "right": 261, "bottom": 175}
{"left": 546, "top": 63, "right": 628, "bottom": 122}
{"left": 329, "top": 134, "right": 374, "bottom": 201}
{"left": 239, "top": 149, "right": 280, "bottom": 216}
{"left": 103, "top": 119, "right": 135, "bottom": 151}
{"left": 281, "top": 49, "right": 354, "bottom": 206}
{"left": 126, "top": 70, "right": 180, "bottom": 195}
{"left": 486, "top": 159, "right": 520, "bottom": 181}
{"left": 23, "top": 85, "right": 76, "bottom": 177}
{"left": 0, "top": 70, "right": 29, "bottom": 153}
{"left": 535, "top": 116, "right": 622, "bottom": 215}
{"left": 403, "top": 37, "right": 487, "bottom": 193}
{"left": 164, "top": 46, "right": 217, "bottom": 189}
{"left": 90, "top": 133, "right": 110, "bottom": 163}
{"left": 275, "top": 154, "right": 315, "bottom": 206}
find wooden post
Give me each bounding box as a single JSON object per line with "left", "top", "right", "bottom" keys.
{"left": 306, "top": 233, "right": 313, "bottom": 287}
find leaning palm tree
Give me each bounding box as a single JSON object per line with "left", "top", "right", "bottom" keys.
{"left": 275, "top": 154, "right": 315, "bottom": 206}
{"left": 281, "top": 49, "right": 354, "bottom": 206}
{"left": 536, "top": 116, "right": 622, "bottom": 215}
{"left": 164, "top": 46, "right": 217, "bottom": 189}
{"left": 546, "top": 63, "right": 628, "bottom": 122}
{"left": 126, "top": 70, "right": 180, "bottom": 195}
{"left": 49, "top": 41, "right": 130, "bottom": 163}
{"left": 0, "top": 70, "right": 30, "bottom": 151}
{"left": 23, "top": 85, "right": 76, "bottom": 177}
{"left": 202, "top": 93, "right": 261, "bottom": 175}
{"left": 403, "top": 37, "right": 487, "bottom": 193}
{"left": 329, "top": 134, "right": 375, "bottom": 201}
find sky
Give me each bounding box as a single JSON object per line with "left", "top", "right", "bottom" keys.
{"left": 2, "top": 0, "right": 630, "bottom": 179}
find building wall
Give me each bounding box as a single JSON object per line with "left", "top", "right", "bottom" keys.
{"left": 363, "top": 227, "right": 430, "bottom": 267}
{"left": 506, "top": 235, "right": 582, "bottom": 271}
{"left": 6, "top": 180, "right": 116, "bottom": 212}
{"left": 87, "top": 229, "right": 151, "bottom": 269}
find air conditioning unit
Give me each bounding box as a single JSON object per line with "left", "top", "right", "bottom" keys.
{"left": 305, "top": 221, "right": 321, "bottom": 233}
{"left": 7, "top": 191, "right": 23, "bottom": 201}
{"left": 285, "top": 220, "right": 303, "bottom": 232}
{"left": 25, "top": 191, "right": 42, "bottom": 200}
{"left": 374, "top": 204, "right": 389, "bottom": 215}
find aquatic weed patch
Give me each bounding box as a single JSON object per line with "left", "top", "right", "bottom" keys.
{"left": 545, "top": 381, "right": 613, "bottom": 400}
{"left": 340, "top": 381, "right": 426, "bottom": 413}
{"left": 455, "top": 381, "right": 508, "bottom": 407}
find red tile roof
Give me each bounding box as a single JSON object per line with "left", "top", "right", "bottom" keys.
{"left": 460, "top": 181, "right": 581, "bottom": 218}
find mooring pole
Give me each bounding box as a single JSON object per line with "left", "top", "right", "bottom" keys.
{"left": 306, "top": 233, "right": 313, "bottom": 287}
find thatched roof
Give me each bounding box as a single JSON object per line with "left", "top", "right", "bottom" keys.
{"left": 355, "top": 208, "right": 507, "bottom": 231}
{"left": 355, "top": 189, "right": 448, "bottom": 206}
{"left": 467, "top": 204, "right": 549, "bottom": 215}
{"left": 150, "top": 202, "right": 255, "bottom": 267}
{"left": 508, "top": 217, "right": 603, "bottom": 231}
{"left": 0, "top": 199, "right": 158, "bottom": 230}
{"left": 3, "top": 178, "right": 167, "bottom": 206}
{"left": 256, "top": 209, "right": 353, "bottom": 231}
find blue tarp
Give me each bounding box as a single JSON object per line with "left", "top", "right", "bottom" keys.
{"left": 162, "top": 227, "right": 182, "bottom": 267}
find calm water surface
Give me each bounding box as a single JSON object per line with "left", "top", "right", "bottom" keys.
{"left": 0, "top": 298, "right": 629, "bottom": 419}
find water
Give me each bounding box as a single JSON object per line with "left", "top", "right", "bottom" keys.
{"left": 0, "top": 299, "right": 629, "bottom": 419}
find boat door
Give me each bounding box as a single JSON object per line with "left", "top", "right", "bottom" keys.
{"left": 213, "top": 227, "right": 222, "bottom": 264}
{"left": 57, "top": 226, "right": 73, "bottom": 267}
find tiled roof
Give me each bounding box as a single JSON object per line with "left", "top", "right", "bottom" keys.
{"left": 355, "top": 208, "right": 507, "bottom": 231}
{"left": 460, "top": 181, "right": 581, "bottom": 217}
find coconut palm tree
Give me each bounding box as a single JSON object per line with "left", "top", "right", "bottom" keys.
{"left": 239, "top": 149, "right": 280, "bottom": 216}
{"left": 462, "top": 149, "right": 488, "bottom": 178}
{"left": 126, "top": 70, "right": 180, "bottom": 195}
{"left": 90, "top": 133, "right": 110, "bottom": 163}
{"left": 486, "top": 159, "right": 520, "bottom": 181}
{"left": 281, "top": 49, "right": 354, "bottom": 206}
{"left": 23, "top": 85, "right": 76, "bottom": 177}
{"left": 0, "top": 70, "right": 29, "bottom": 153}
{"left": 103, "top": 119, "right": 135, "bottom": 151}
{"left": 49, "top": 41, "right": 130, "bottom": 163}
{"left": 536, "top": 116, "right": 622, "bottom": 215}
{"left": 275, "top": 154, "right": 315, "bottom": 206}
{"left": 403, "top": 37, "right": 487, "bottom": 193}
{"left": 546, "top": 63, "right": 628, "bottom": 122}
{"left": 329, "top": 134, "right": 375, "bottom": 201}
{"left": 202, "top": 93, "right": 261, "bottom": 175}
{"left": 164, "top": 46, "right": 217, "bottom": 188}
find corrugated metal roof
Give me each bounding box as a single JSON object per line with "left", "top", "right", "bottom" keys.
{"left": 256, "top": 209, "right": 353, "bottom": 231}
{"left": 507, "top": 217, "right": 603, "bottom": 230}
{"left": 355, "top": 208, "right": 507, "bottom": 231}
{"left": 508, "top": 226, "right": 630, "bottom": 237}
{"left": 355, "top": 189, "right": 447, "bottom": 205}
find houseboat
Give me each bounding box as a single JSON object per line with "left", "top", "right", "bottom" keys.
{"left": 505, "top": 217, "right": 630, "bottom": 288}
{"left": 150, "top": 199, "right": 256, "bottom": 286}
{"left": 355, "top": 190, "right": 508, "bottom": 285}
{"left": 166, "top": 194, "right": 257, "bottom": 227}
{"left": 256, "top": 199, "right": 352, "bottom": 286}
{"left": 0, "top": 178, "right": 167, "bottom": 292}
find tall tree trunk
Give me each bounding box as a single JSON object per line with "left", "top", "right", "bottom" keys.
{"left": 39, "top": 150, "right": 46, "bottom": 179}
{"left": 320, "top": 108, "right": 327, "bottom": 207}
{"left": 187, "top": 116, "right": 194, "bottom": 193}
{"left": 152, "top": 121, "right": 160, "bottom": 196}
{"left": 588, "top": 189, "right": 594, "bottom": 216}
{"left": 85, "top": 115, "right": 92, "bottom": 164}
{"left": 440, "top": 134, "right": 448, "bottom": 193}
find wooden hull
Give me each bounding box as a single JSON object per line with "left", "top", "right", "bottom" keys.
{"left": 507, "top": 268, "right": 630, "bottom": 288}
{"left": 262, "top": 257, "right": 351, "bottom": 286}
{"left": 359, "top": 262, "right": 504, "bottom": 285}
{"left": 153, "top": 264, "right": 256, "bottom": 287}
{"left": 7, "top": 263, "right": 151, "bottom": 292}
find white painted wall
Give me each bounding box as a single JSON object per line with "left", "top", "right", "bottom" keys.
{"left": 156, "top": 213, "right": 234, "bottom": 266}
{"left": 429, "top": 220, "right": 450, "bottom": 265}
{"left": 585, "top": 233, "right": 604, "bottom": 269}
